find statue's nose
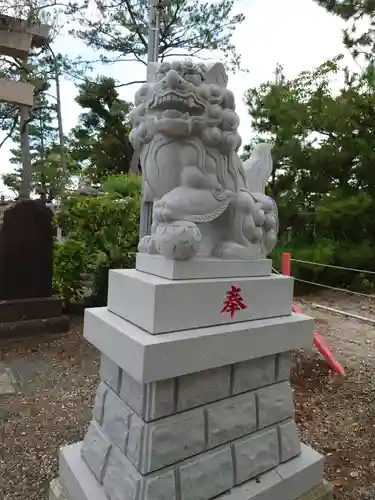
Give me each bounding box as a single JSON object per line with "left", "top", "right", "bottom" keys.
{"left": 164, "top": 69, "right": 183, "bottom": 88}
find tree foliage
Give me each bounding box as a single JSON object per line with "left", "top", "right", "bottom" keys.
{"left": 245, "top": 55, "right": 375, "bottom": 288}
{"left": 68, "top": 77, "right": 134, "bottom": 185}
{"left": 314, "top": 0, "right": 375, "bottom": 62}
{"left": 1, "top": 51, "right": 80, "bottom": 199}
{"left": 0, "top": 0, "right": 64, "bottom": 148}
{"left": 65, "top": 0, "right": 245, "bottom": 78}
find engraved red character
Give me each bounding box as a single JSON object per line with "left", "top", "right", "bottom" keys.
{"left": 220, "top": 285, "right": 247, "bottom": 319}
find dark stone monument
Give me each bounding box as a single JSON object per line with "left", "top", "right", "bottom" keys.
{"left": 0, "top": 200, "right": 69, "bottom": 341}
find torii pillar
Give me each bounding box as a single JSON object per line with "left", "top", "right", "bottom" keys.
{"left": 0, "top": 14, "right": 50, "bottom": 106}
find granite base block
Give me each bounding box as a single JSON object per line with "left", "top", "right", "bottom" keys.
{"left": 49, "top": 478, "right": 333, "bottom": 500}
{"left": 49, "top": 478, "right": 70, "bottom": 500}
{"left": 84, "top": 308, "right": 313, "bottom": 383}
{"left": 107, "top": 269, "right": 293, "bottom": 334}
{"left": 55, "top": 442, "right": 324, "bottom": 500}
{"left": 135, "top": 253, "right": 272, "bottom": 280}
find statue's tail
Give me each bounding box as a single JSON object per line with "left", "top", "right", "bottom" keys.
{"left": 243, "top": 143, "right": 273, "bottom": 194}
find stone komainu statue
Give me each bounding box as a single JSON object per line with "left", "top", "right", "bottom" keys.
{"left": 129, "top": 60, "right": 278, "bottom": 260}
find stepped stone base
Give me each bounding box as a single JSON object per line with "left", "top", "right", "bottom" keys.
{"left": 50, "top": 443, "right": 328, "bottom": 500}
{"left": 0, "top": 296, "right": 64, "bottom": 322}
{"left": 0, "top": 315, "right": 70, "bottom": 342}
{"left": 50, "top": 255, "right": 326, "bottom": 500}
{"left": 0, "top": 296, "right": 70, "bottom": 342}
{"left": 50, "top": 347, "right": 327, "bottom": 500}
{"left": 50, "top": 478, "right": 333, "bottom": 500}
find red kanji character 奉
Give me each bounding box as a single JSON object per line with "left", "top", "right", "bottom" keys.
{"left": 220, "top": 285, "right": 247, "bottom": 319}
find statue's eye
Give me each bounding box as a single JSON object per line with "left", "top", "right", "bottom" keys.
{"left": 183, "top": 72, "right": 202, "bottom": 86}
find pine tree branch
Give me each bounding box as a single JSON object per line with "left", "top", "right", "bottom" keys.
{"left": 0, "top": 115, "right": 18, "bottom": 148}
{"left": 123, "top": 0, "right": 147, "bottom": 49}
{"left": 159, "top": 0, "right": 183, "bottom": 46}
{"left": 114, "top": 80, "right": 146, "bottom": 88}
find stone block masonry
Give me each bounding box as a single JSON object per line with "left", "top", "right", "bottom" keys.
{"left": 86, "top": 379, "right": 297, "bottom": 474}
{"left": 99, "top": 351, "right": 293, "bottom": 422}
{"left": 80, "top": 346, "right": 301, "bottom": 500}
{"left": 81, "top": 418, "right": 301, "bottom": 500}
{"left": 57, "top": 442, "right": 326, "bottom": 500}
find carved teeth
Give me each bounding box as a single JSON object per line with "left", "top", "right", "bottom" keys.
{"left": 151, "top": 93, "right": 203, "bottom": 112}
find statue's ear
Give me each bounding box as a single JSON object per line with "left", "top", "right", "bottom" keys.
{"left": 147, "top": 62, "right": 159, "bottom": 82}
{"left": 204, "top": 62, "right": 228, "bottom": 88}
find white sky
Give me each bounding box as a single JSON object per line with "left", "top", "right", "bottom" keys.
{"left": 0, "top": 0, "right": 351, "bottom": 196}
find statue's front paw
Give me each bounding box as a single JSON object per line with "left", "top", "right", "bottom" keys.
{"left": 138, "top": 235, "right": 157, "bottom": 254}
{"left": 154, "top": 221, "right": 202, "bottom": 260}
{"left": 243, "top": 214, "right": 263, "bottom": 244}
{"left": 262, "top": 214, "right": 278, "bottom": 253}
{"left": 264, "top": 213, "right": 278, "bottom": 231}
{"left": 263, "top": 229, "right": 277, "bottom": 253}
{"left": 153, "top": 200, "right": 174, "bottom": 223}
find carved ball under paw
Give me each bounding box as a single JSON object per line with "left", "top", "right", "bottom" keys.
{"left": 154, "top": 220, "right": 202, "bottom": 260}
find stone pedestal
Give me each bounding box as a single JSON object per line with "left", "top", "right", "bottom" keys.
{"left": 50, "top": 255, "right": 328, "bottom": 500}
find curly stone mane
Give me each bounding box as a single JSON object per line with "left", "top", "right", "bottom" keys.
{"left": 129, "top": 61, "right": 242, "bottom": 157}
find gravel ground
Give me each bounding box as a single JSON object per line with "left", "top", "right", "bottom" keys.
{"left": 0, "top": 317, "right": 99, "bottom": 500}
{"left": 0, "top": 292, "right": 374, "bottom": 500}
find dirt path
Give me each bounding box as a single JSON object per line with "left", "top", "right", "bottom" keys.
{"left": 294, "top": 291, "right": 375, "bottom": 499}
{"left": 0, "top": 294, "right": 374, "bottom": 499}
{"left": 296, "top": 290, "right": 375, "bottom": 362}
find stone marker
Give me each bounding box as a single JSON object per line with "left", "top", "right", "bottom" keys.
{"left": 0, "top": 200, "right": 53, "bottom": 299}
{"left": 0, "top": 201, "right": 69, "bottom": 340}
{"left": 50, "top": 60, "right": 331, "bottom": 500}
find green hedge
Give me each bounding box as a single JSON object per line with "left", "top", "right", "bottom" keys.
{"left": 53, "top": 174, "right": 141, "bottom": 307}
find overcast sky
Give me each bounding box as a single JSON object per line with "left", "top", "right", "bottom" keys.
{"left": 0, "top": 0, "right": 350, "bottom": 196}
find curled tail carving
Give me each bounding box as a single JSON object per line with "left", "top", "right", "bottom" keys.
{"left": 243, "top": 143, "right": 273, "bottom": 194}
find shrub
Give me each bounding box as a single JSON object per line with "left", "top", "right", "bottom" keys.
{"left": 54, "top": 174, "right": 140, "bottom": 306}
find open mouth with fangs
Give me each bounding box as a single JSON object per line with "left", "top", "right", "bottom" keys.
{"left": 149, "top": 91, "right": 206, "bottom": 117}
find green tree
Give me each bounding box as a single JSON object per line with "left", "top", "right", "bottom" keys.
{"left": 0, "top": 46, "right": 85, "bottom": 199}
{"left": 3, "top": 147, "right": 77, "bottom": 200}
{"left": 314, "top": 0, "right": 375, "bottom": 62}
{"left": 2, "top": 67, "right": 74, "bottom": 200}
{"left": 65, "top": 0, "right": 245, "bottom": 81}
{"left": 245, "top": 56, "right": 375, "bottom": 285}
{"left": 67, "top": 77, "right": 134, "bottom": 185}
